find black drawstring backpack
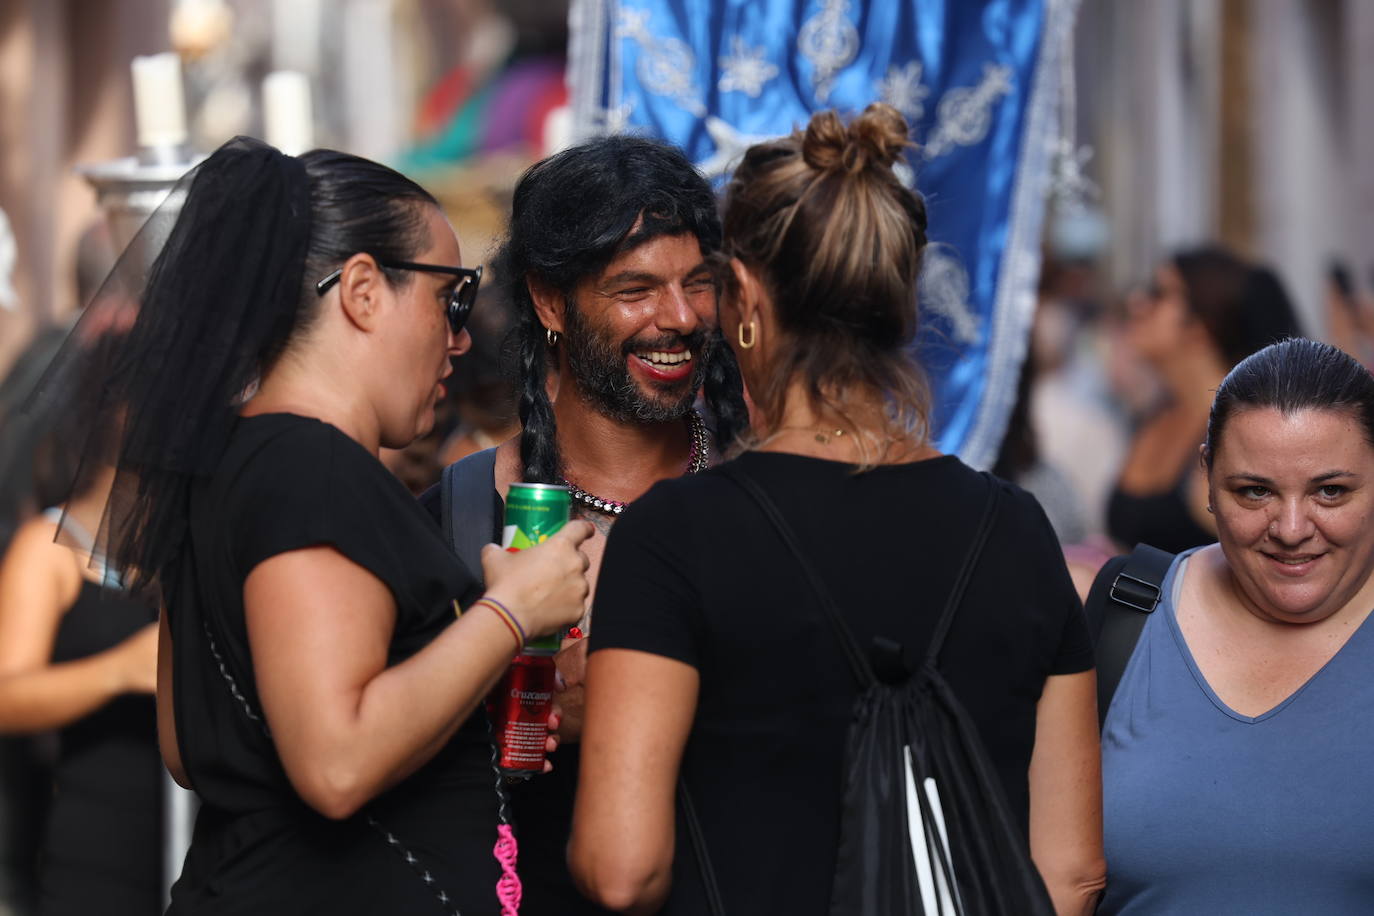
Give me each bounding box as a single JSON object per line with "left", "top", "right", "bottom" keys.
{"left": 681, "top": 465, "right": 1055, "bottom": 916}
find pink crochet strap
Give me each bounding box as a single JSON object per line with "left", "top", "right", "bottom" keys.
{"left": 494, "top": 823, "right": 522, "bottom": 914}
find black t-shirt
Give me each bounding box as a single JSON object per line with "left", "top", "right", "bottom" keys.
{"left": 592, "top": 451, "right": 1093, "bottom": 916}
{"left": 166, "top": 413, "right": 499, "bottom": 915}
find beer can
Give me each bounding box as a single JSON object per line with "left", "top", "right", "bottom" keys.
{"left": 489, "top": 653, "right": 558, "bottom": 780}
{"left": 501, "top": 483, "right": 570, "bottom": 655}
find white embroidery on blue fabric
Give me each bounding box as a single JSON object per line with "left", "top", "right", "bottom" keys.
{"left": 718, "top": 36, "right": 779, "bottom": 98}
{"left": 922, "top": 63, "right": 1013, "bottom": 159}
{"left": 798, "top": 0, "right": 858, "bottom": 104}
{"left": 919, "top": 248, "right": 981, "bottom": 345}
{"left": 616, "top": 7, "right": 652, "bottom": 39}
{"left": 617, "top": 5, "right": 706, "bottom": 117}
{"left": 1048, "top": 45, "right": 1097, "bottom": 212}
{"left": 1049, "top": 139, "right": 1099, "bottom": 211}
{"left": 876, "top": 61, "right": 929, "bottom": 122}
{"left": 694, "top": 116, "right": 780, "bottom": 179}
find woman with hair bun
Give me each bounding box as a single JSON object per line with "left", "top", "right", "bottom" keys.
{"left": 39, "top": 138, "right": 592, "bottom": 914}
{"left": 570, "top": 105, "right": 1104, "bottom": 914}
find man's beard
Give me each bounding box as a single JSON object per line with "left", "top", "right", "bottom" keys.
{"left": 561, "top": 298, "right": 712, "bottom": 424}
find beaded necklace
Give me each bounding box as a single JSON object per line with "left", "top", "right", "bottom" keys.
{"left": 560, "top": 408, "right": 709, "bottom": 516}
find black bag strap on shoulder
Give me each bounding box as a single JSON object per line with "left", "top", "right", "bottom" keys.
{"left": 440, "top": 446, "right": 499, "bottom": 577}
{"left": 718, "top": 465, "right": 1001, "bottom": 688}
{"left": 1085, "top": 542, "right": 1176, "bottom": 728}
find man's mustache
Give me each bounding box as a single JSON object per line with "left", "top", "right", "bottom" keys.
{"left": 619, "top": 329, "right": 711, "bottom": 355}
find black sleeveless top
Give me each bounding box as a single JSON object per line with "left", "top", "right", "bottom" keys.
{"left": 43, "top": 577, "right": 161, "bottom": 915}
{"left": 166, "top": 414, "right": 496, "bottom": 915}
{"left": 1105, "top": 468, "right": 1214, "bottom": 554}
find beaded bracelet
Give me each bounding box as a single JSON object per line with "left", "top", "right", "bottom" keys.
{"left": 472, "top": 597, "right": 526, "bottom": 653}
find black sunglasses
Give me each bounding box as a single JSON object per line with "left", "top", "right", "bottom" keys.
{"left": 315, "top": 260, "right": 483, "bottom": 335}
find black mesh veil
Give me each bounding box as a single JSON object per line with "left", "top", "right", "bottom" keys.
{"left": 21, "top": 138, "right": 311, "bottom": 599}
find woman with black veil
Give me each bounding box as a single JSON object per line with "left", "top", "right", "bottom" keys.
{"left": 31, "top": 137, "right": 591, "bottom": 914}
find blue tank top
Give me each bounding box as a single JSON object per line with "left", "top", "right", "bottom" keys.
{"left": 1101, "top": 548, "right": 1374, "bottom": 914}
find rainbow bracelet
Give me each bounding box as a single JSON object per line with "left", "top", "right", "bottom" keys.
{"left": 472, "top": 597, "right": 526, "bottom": 652}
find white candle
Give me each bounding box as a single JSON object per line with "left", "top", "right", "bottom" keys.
{"left": 263, "top": 70, "right": 313, "bottom": 156}
{"left": 131, "top": 53, "right": 188, "bottom": 149}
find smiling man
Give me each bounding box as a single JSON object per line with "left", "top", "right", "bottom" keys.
{"left": 421, "top": 135, "right": 747, "bottom": 914}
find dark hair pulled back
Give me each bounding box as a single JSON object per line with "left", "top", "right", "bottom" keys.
{"left": 1171, "top": 246, "right": 1303, "bottom": 368}
{"left": 1204, "top": 338, "right": 1374, "bottom": 466}
{"left": 295, "top": 148, "right": 438, "bottom": 341}
{"left": 80, "top": 137, "right": 437, "bottom": 596}
{"left": 495, "top": 135, "right": 746, "bottom": 483}
{"left": 721, "top": 103, "right": 931, "bottom": 446}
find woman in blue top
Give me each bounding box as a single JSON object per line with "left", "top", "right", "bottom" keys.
{"left": 1102, "top": 337, "right": 1374, "bottom": 913}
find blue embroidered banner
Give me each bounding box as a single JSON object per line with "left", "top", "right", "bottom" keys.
{"left": 568, "top": 0, "right": 1077, "bottom": 467}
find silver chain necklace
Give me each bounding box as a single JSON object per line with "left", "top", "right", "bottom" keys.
{"left": 561, "top": 409, "right": 709, "bottom": 516}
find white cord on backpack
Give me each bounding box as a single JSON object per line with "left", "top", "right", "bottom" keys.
{"left": 905, "top": 750, "right": 963, "bottom": 915}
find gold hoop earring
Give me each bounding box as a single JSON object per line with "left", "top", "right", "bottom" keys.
{"left": 546, "top": 327, "right": 560, "bottom": 347}
{"left": 737, "top": 320, "right": 757, "bottom": 350}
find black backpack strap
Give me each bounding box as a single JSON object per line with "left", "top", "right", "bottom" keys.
{"left": 439, "top": 446, "right": 500, "bottom": 580}
{"left": 720, "top": 464, "right": 1001, "bottom": 681}
{"left": 1087, "top": 543, "right": 1176, "bottom": 728}
{"left": 925, "top": 472, "right": 1001, "bottom": 666}
{"left": 719, "top": 463, "right": 877, "bottom": 687}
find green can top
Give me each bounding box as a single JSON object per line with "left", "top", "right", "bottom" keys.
{"left": 503, "top": 482, "right": 569, "bottom": 551}
{"left": 504, "top": 483, "right": 571, "bottom": 655}
{"left": 507, "top": 482, "right": 572, "bottom": 494}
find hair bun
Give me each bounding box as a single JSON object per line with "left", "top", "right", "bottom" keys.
{"left": 801, "top": 103, "right": 910, "bottom": 176}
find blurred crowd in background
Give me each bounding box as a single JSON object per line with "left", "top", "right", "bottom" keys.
{"left": 1, "top": 1, "right": 1373, "bottom": 913}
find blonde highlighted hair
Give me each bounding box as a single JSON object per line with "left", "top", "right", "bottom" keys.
{"left": 720, "top": 103, "right": 931, "bottom": 462}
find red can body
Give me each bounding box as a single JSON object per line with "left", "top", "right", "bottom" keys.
{"left": 489, "top": 653, "right": 558, "bottom": 778}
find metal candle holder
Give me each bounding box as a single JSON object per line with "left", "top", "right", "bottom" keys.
{"left": 77, "top": 147, "right": 198, "bottom": 274}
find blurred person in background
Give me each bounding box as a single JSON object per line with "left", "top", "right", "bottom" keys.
{"left": 0, "top": 222, "right": 116, "bottom": 553}
{"left": 0, "top": 329, "right": 162, "bottom": 916}
{"left": 438, "top": 284, "right": 521, "bottom": 464}
{"left": 993, "top": 354, "right": 1087, "bottom": 545}
{"left": 1101, "top": 338, "right": 1374, "bottom": 913}
{"left": 1029, "top": 249, "right": 1129, "bottom": 549}
{"left": 1325, "top": 260, "right": 1374, "bottom": 370}
{"left": 571, "top": 105, "right": 1103, "bottom": 915}
{"left": 0, "top": 217, "right": 121, "bottom": 916}
{"left": 993, "top": 261, "right": 1097, "bottom": 547}
{"left": 1106, "top": 247, "right": 1302, "bottom": 554}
